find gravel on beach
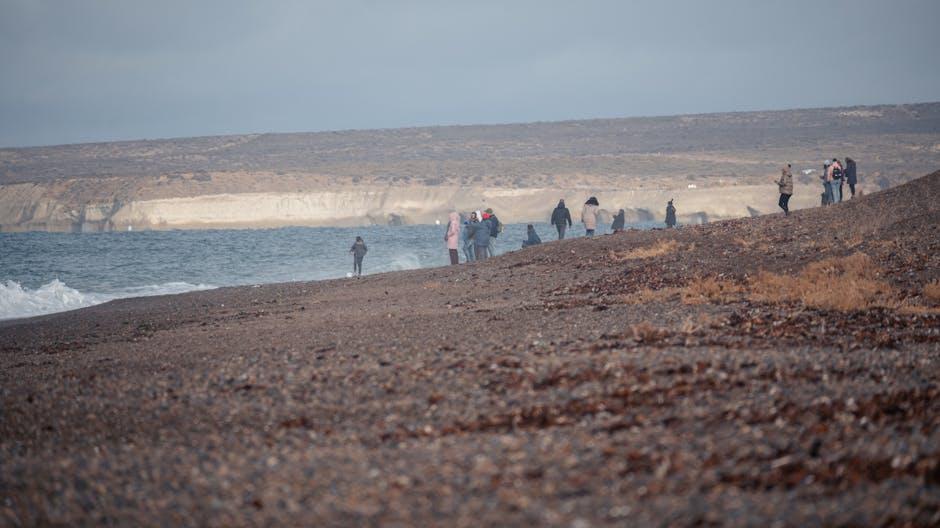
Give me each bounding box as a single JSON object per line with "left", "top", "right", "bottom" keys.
{"left": 2, "top": 172, "right": 939, "bottom": 526}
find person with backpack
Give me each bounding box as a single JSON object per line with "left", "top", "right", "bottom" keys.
{"left": 349, "top": 236, "right": 368, "bottom": 277}
{"left": 845, "top": 157, "right": 858, "bottom": 198}
{"left": 468, "top": 211, "right": 492, "bottom": 261}
{"left": 829, "top": 158, "right": 844, "bottom": 203}
{"left": 611, "top": 209, "right": 626, "bottom": 233}
{"left": 776, "top": 164, "right": 794, "bottom": 216}
{"left": 665, "top": 199, "right": 677, "bottom": 228}
{"left": 550, "top": 199, "right": 572, "bottom": 240}
{"left": 581, "top": 197, "right": 599, "bottom": 236}
{"left": 444, "top": 211, "right": 461, "bottom": 265}
{"left": 484, "top": 208, "right": 502, "bottom": 257}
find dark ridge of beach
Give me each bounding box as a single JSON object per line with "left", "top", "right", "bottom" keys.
{"left": 2, "top": 172, "right": 939, "bottom": 526}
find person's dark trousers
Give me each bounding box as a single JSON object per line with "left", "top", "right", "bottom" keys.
{"left": 354, "top": 256, "right": 363, "bottom": 276}
{"left": 838, "top": 182, "right": 844, "bottom": 202}
{"left": 556, "top": 224, "right": 566, "bottom": 240}
{"left": 779, "top": 193, "right": 791, "bottom": 215}
{"left": 585, "top": 229, "right": 595, "bottom": 237}
{"left": 849, "top": 183, "right": 856, "bottom": 198}
{"left": 823, "top": 182, "right": 834, "bottom": 205}
{"left": 448, "top": 249, "right": 459, "bottom": 265}
{"left": 474, "top": 246, "right": 488, "bottom": 261}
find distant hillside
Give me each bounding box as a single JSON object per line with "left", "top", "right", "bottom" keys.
{"left": 0, "top": 103, "right": 938, "bottom": 232}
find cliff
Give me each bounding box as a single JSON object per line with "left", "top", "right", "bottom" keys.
{"left": 0, "top": 181, "right": 837, "bottom": 232}
{"left": 1, "top": 102, "right": 938, "bottom": 231}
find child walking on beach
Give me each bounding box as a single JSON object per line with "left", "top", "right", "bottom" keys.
{"left": 350, "top": 236, "right": 368, "bottom": 277}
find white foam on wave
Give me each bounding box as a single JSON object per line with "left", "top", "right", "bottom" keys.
{"left": 0, "top": 279, "right": 215, "bottom": 321}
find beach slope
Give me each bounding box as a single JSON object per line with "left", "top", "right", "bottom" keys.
{"left": 1, "top": 171, "right": 939, "bottom": 525}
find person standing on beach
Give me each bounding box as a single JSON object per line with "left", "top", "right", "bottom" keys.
{"left": 550, "top": 200, "right": 572, "bottom": 240}
{"left": 845, "top": 157, "right": 858, "bottom": 198}
{"left": 776, "top": 164, "right": 794, "bottom": 216}
{"left": 484, "top": 208, "right": 501, "bottom": 257}
{"left": 665, "top": 199, "right": 677, "bottom": 228}
{"left": 821, "top": 161, "right": 834, "bottom": 206}
{"left": 467, "top": 211, "right": 491, "bottom": 261}
{"left": 829, "top": 158, "right": 844, "bottom": 203}
{"left": 462, "top": 214, "right": 475, "bottom": 262}
{"left": 581, "top": 197, "right": 599, "bottom": 236}
{"left": 611, "top": 209, "right": 626, "bottom": 233}
{"left": 444, "top": 212, "right": 461, "bottom": 265}
{"left": 349, "top": 236, "right": 368, "bottom": 277}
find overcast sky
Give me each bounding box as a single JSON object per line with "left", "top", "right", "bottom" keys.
{"left": 1, "top": 0, "right": 938, "bottom": 147}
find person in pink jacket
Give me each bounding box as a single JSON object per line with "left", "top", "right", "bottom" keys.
{"left": 444, "top": 212, "right": 461, "bottom": 265}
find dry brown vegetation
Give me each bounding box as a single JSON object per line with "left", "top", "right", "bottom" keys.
{"left": 748, "top": 253, "right": 897, "bottom": 311}
{"left": 925, "top": 280, "right": 940, "bottom": 303}
{"left": 610, "top": 240, "right": 680, "bottom": 261}
{"left": 624, "top": 253, "right": 908, "bottom": 312}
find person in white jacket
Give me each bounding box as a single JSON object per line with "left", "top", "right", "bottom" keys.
{"left": 444, "top": 212, "right": 461, "bottom": 265}
{"left": 581, "top": 197, "right": 599, "bottom": 236}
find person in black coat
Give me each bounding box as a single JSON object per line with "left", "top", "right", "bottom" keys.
{"left": 845, "top": 158, "right": 858, "bottom": 198}
{"left": 522, "top": 224, "right": 542, "bottom": 248}
{"left": 611, "top": 209, "right": 626, "bottom": 232}
{"left": 550, "top": 200, "right": 573, "bottom": 240}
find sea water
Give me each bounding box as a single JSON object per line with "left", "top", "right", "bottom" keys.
{"left": 0, "top": 221, "right": 655, "bottom": 321}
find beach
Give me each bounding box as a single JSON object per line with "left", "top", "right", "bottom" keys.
{"left": 1, "top": 172, "right": 938, "bottom": 525}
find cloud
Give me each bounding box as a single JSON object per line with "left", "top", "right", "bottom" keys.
{"left": 1, "top": 0, "right": 938, "bottom": 146}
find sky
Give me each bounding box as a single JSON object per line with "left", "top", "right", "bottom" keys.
{"left": 1, "top": 0, "right": 939, "bottom": 147}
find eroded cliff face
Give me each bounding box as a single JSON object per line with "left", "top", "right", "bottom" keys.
{"left": 0, "top": 179, "right": 835, "bottom": 232}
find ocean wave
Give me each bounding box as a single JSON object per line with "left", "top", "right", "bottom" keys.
{"left": 0, "top": 280, "right": 215, "bottom": 321}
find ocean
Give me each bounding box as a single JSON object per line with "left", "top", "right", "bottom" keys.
{"left": 0, "top": 220, "right": 656, "bottom": 321}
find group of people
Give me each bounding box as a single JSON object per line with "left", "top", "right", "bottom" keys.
{"left": 774, "top": 158, "right": 859, "bottom": 216}
{"left": 448, "top": 208, "right": 503, "bottom": 263}
{"left": 549, "top": 197, "right": 676, "bottom": 239}
{"left": 821, "top": 158, "right": 858, "bottom": 205}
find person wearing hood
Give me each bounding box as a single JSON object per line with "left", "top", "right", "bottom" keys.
{"left": 462, "top": 214, "right": 475, "bottom": 262}
{"left": 611, "top": 209, "right": 626, "bottom": 233}
{"left": 444, "top": 212, "right": 461, "bottom": 265}
{"left": 581, "top": 197, "right": 599, "bottom": 236}
{"left": 550, "top": 199, "right": 572, "bottom": 240}
{"left": 665, "top": 200, "right": 677, "bottom": 228}
{"left": 522, "top": 224, "right": 542, "bottom": 248}
{"left": 465, "top": 211, "right": 491, "bottom": 261}
{"left": 845, "top": 157, "right": 858, "bottom": 198}
{"left": 349, "top": 236, "right": 368, "bottom": 277}
{"left": 776, "top": 164, "right": 793, "bottom": 216}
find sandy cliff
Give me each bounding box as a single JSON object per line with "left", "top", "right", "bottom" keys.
{"left": 0, "top": 182, "right": 840, "bottom": 232}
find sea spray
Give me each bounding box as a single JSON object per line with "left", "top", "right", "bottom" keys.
{"left": 0, "top": 280, "right": 213, "bottom": 320}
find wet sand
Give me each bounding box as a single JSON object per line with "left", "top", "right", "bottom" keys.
{"left": 2, "top": 172, "right": 939, "bottom": 526}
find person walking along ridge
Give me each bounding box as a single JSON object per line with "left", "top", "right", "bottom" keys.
{"left": 777, "top": 164, "right": 794, "bottom": 216}
{"left": 551, "top": 200, "right": 572, "bottom": 240}
{"left": 581, "top": 197, "right": 599, "bottom": 236}
{"left": 444, "top": 212, "right": 461, "bottom": 265}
